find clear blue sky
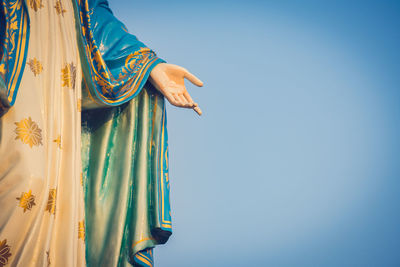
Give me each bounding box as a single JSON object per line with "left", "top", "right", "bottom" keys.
{"left": 110, "top": 1, "right": 400, "bottom": 266}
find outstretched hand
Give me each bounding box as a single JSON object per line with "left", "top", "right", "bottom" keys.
{"left": 149, "top": 63, "right": 203, "bottom": 115}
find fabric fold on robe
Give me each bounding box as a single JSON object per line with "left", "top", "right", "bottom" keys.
{"left": 73, "top": 0, "right": 172, "bottom": 266}
{"left": 0, "top": 0, "right": 86, "bottom": 265}
{"left": 81, "top": 83, "right": 172, "bottom": 267}
{"left": 0, "top": 0, "right": 173, "bottom": 265}
{"left": 73, "top": 0, "right": 165, "bottom": 108}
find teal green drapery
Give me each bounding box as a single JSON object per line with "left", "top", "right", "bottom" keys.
{"left": 82, "top": 83, "right": 172, "bottom": 267}
{"left": 75, "top": 0, "right": 173, "bottom": 265}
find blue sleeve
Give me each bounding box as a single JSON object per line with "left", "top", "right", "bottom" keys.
{"left": 77, "top": 0, "right": 165, "bottom": 107}
{"left": 0, "top": 0, "right": 29, "bottom": 114}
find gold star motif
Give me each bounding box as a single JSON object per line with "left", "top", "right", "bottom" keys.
{"left": 14, "top": 117, "right": 43, "bottom": 148}
{"left": 0, "top": 239, "right": 12, "bottom": 267}
{"left": 28, "top": 0, "right": 44, "bottom": 11}
{"left": 61, "top": 63, "right": 76, "bottom": 89}
{"left": 16, "top": 190, "right": 36, "bottom": 212}
{"left": 53, "top": 135, "right": 61, "bottom": 149}
{"left": 78, "top": 220, "right": 85, "bottom": 240}
{"left": 54, "top": 0, "right": 66, "bottom": 16}
{"left": 45, "top": 189, "right": 57, "bottom": 215}
{"left": 27, "top": 58, "right": 43, "bottom": 76}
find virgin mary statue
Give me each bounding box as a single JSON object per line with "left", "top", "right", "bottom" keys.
{"left": 0, "top": 0, "right": 203, "bottom": 266}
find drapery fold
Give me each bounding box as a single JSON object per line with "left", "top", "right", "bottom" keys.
{"left": 82, "top": 83, "right": 172, "bottom": 267}
{"left": 73, "top": 0, "right": 165, "bottom": 108}
{"left": 0, "top": 0, "right": 172, "bottom": 265}
{"left": 0, "top": 0, "right": 86, "bottom": 265}
{"left": 75, "top": 1, "right": 172, "bottom": 265}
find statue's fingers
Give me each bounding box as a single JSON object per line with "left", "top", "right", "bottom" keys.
{"left": 165, "top": 92, "right": 180, "bottom": 107}
{"left": 171, "top": 93, "right": 184, "bottom": 106}
{"left": 193, "top": 106, "right": 202, "bottom": 116}
{"left": 177, "top": 94, "right": 192, "bottom": 108}
{"left": 184, "top": 71, "right": 204, "bottom": 87}
{"left": 182, "top": 92, "right": 196, "bottom": 107}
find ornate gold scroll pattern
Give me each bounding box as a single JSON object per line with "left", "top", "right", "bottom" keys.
{"left": 28, "top": 0, "right": 44, "bottom": 11}
{"left": 136, "top": 253, "right": 152, "bottom": 267}
{"left": 54, "top": 0, "right": 66, "bottom": 16}
{"left": 61, "top": 63, "right": 76, "bottom": 89}
{"left": 165, "top": 147, "right": 168, "bottom": 170}
{"left": 132, "top": 237, "right": 155, "bottom": 248}
{"left": 0, "top": 64, "right": 6, "bottom": 75}
{"left": 4, "top": 0, "right": 29, "bottom": 104}
{"left": 14, "top": 117, "right": 43, "bottom": 148}
{"left": 149, "top": 94, "right": 158, "bottom": 153}
{"left": 78, "top": 0, "right": 160, "bottom": 104}
{"left": 45, "top": 189, "right": 57, "bottom": 214}
{"left": 160, "top": 108, "right": 171, "bottom": 228}
{"left": 16, "top": 190, "right": 36, "bottom": 212}
{"left": 165, "top": 147, "right": 169, "bottom": 187}
{"left": 2, "top": 0, "right": 20, "bottom": 83}
{"left": 27, "top": 58, "right": 43, "bottom": 76}
{"left": 0, "top": 239, "right": 12, "bottom": 267}
{"left": 78, "top": 220, "right": 85, "bottom": 240}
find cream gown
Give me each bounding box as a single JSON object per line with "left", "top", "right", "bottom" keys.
{"left": 0, "top": 0, "right": 86, "bottom": 266}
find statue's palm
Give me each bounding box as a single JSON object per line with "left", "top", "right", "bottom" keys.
{"left": 149, "top": 63, "right": 203, "bottom": 115}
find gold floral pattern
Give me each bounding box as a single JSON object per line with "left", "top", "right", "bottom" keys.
{"left": 54, "top": 0, "right": 66, "bottom": 16}
{"left": 16, "top": 190, "right": 36, "bottom": 212}
{"left": 27, "top": 58, "right": 43, "bottom": 76}
{"left": 0, "top": 239, "right": 12, "bottom": 267}
{"left": 78, "top": 220, "right": 85, "bottom": 240}
{"left": 45, "top": 189, "right": 57, "bottom": 214}
{"left": 28, "top": 0, "right": 44, "bottom": 11}
{"left": 14, "top": 117, "right": 43, "bottom": 148}
{"left": 53, "top": 135, "right": 61, "bottom": 149}
{"left": 61, "top": 63, "right": 76, "bottom": 89}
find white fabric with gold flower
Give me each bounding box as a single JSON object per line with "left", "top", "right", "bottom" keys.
{"left": 0, "top": 0, "right": 86, "bottom": 266}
